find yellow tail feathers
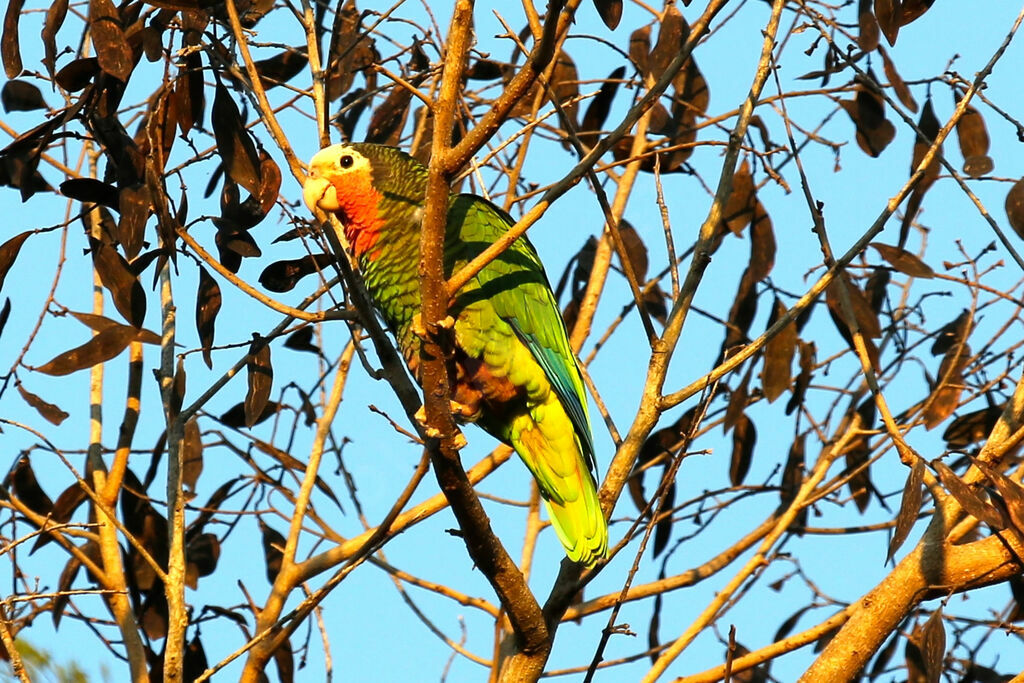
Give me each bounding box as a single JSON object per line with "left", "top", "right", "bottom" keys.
{"left": 543, "top": 471, "right": 608, "bottom": 567}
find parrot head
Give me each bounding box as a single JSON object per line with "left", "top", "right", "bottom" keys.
{"left": 303, "top": 143, "right": 427, "bottom": 257}
{"left": 303, "top": 143, "right": 374, "bottom": 214}
{"left": 303, "top": 144, "right": 385, "bottom": 256}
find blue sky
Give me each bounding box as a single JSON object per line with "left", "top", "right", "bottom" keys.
{"left": 3, "top": 1, "right": 1024, "bottom": 681}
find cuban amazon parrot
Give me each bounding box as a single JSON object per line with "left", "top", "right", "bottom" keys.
{"left": 303, "top": 142, "right": 608, "bottom": 566}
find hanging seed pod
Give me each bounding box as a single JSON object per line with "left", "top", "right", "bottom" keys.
{"left": 1006, "top": 177, "right": 1024, "bottom": 239}
{"left": 953, "top": 90, "right": 993, "bottom": 178}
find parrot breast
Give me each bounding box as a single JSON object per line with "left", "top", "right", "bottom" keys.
{"left": 323, "top": 165, "right": 387, "bottom": 258}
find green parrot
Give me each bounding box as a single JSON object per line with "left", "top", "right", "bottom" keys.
{"left": 303, "top": 143, "right": 608, "bottom": 566}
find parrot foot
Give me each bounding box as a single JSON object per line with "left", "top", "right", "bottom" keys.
{"left": 411, "top": 314, "right": 456, "bottom": 339}
{"left": 414, "top": 403, "right": 471, "bottom": 449}
{"left": 411, "top": 316, "right": 428, "bottom": 340}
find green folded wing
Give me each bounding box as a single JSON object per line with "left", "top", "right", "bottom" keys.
{"left": 446, "top": 194, "right": 596, "bottom": 470}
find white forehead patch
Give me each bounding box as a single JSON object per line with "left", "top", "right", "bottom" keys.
{"left": 310, "top": 144, "right": 372, "bottom": 177}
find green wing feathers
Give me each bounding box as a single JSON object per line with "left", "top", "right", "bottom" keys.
{"left": 447, "top": 195, "right": 608, "bottom": 565}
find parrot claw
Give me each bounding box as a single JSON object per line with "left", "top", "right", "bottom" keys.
{"left": 411, "top": 316, "right": 428, "bottom": 340}
{"left": 414, "top": 403, "right": 471, "bottom": 448}
{"left": 411, "top": 314, "right": 456, "bottom": 339}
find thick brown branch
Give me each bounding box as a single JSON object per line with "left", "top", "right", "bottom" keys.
{"left": 421, "top": 0, "right": 547, "bottom": 661}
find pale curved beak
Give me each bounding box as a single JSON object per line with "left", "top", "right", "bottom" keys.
{"left": 303, "top": 167, "right": 341, "bottom": 212}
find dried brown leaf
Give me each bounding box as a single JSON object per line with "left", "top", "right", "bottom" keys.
{"left": 899, "top": 97, "right": 942, "bottom": 247}
{"left": 880, "top": 47, "right": 917, "bottom": 112}
{"left": 857, "top": 0, "right": 879, "bottom": 52}
{"left": 259, "top": 519, "right": 285, "bottom": 583}
{"left": 749, "top": 201, "right": 776, "bottom": 281}
{"left": 954, "top": 91, "right": 993, "bottom": 178}
{"left": 874, "top": 0, "right": 900, "bottom": 45}
{"left": 9, "top": 456, "right": 53, "bottom": 516}
{"left": 30, "top": 482, "right": 88, "bottom": 553}
{"left": 630, "top": 408, "right": 696, "bottom": 524}
{"left": 648, "top": 3, "right": 689, "bottom": 83}
{"left": 721, "top": 269, "right": 758, "bottom": 359}
{"left": 365, "top": 81, "right": 416, "bottom": 145}
{"left": 42, "top": 0, "right": 69, "bottom": 78}
{"left": 89, "top": 0, "right": 134, "bottom": 81}
{"left": 1, "top": 80, "right": 47, "bottom": 112}
{"left": 245, "top": 336, "right": 273, "bottom": 428}
{"left": 212, "top": 81, "right": 262, "bottom": 196}
{"left": 920, "top": 608, "right": 946, "bottom": 683}
{"left": 886, "top": 459, "right": 924, "bottom": 563}
{"left": 780, "top": 434, "right": 806, "bottom": 515}
{"left": 16, "top": 383, "right": 69, "bottom": 425}
{"left": 840, "top": 84, "right": 896, "bottom": 158}
{"left": 972, "top": 459, "right": 1024, "bottom": 534}
{"left": 931, "top": 309, "right": 969, "bottom": 356}
{"left": 273, "top": 638, "right": 294, "bottom": 683}
{"left": 186, "top": 534, "right": 219, "bottom": 588}
{"left": 259, "top": 254, "right": 335, "bottom": 293}
{"left": 465, "top": 59, "right": 504, "bottom": 80}
{"left": 283, "top": 326, "right": 320, "bottom": 355}
{"left": 2, "top": 0, "right": 24, "bottom": 78}
{"left": 0, "top": 298, "right": 9, "bottom": 342}
{"left": 592, "top": 0, "right": 622, "bottom": 29}
{"left": 933, "top": 459, "right": 1004, "bottom": 528}
{"left": 825, "top": 273, "right": 882, "bottom": 368}
{"left": 773, "top": 607, "right": 811, "bottom": 643}
{"left": 67, "top": 310, "right": 160, "bottom": 344}
{"left": 145, "top": 88, "right": 178, "bottom": 174}
{"left": 118, "top": 184, "right": 151, "bottom": 259}
{"left": 140, "top": 588, "right": 168, "bottom": 640}
{"left": 55, "top": 57, "right": 100, "bottom": 92}
{"left": 865, "top": 266, "right": 890, "bottom": 314}
{"left": 723, "top": 372, "right": 749, "bottom": 434}
{"left": 616, "top": 220, "right": 649, "bottom": 281}
{"left": 942, "top": 404, "right": 1002, "bottom": 449}
{"left": 182, "top": 417, "right": 203, "bottom": 492}
{"left": 1006, "top": 177, "right": 1024, "bottom": 240}
{"left": 257, "top": 150, "right": 282, "bottom": 216}
{"left": 730, "top": 414, "right": 756, "bottom": 486}
{"left": 325, "top": 0, "right": 377, "bottom": 102}
{"left": 0, "top": 231, "right": 30, "bottom": 293}
{"left": 869, "top": 631, "right": 901, "bottom": 680}
{"left": 220, "top": 400, "right": 278, "bottom": 428}
{"left": 629, "top": 26, "right": 650, "bottom": 75}
{"left": 174, "top": 62, "right": 204, "bottom": 135}
{"left": 183, "top": 634, "right": 208, "bottom": 681}
{"left": 139, "top": 25, "right": 163, "bottom": 62}
{"left": 721, "top": 160, "right": 757, "bottom": 236}
{"left": 762, "top": 298, "right": 797, "bottom": 402}
{"left": 579, "top": 66, "right": 625, "bottom": 146}
{"left": 900, "top": 0, "right": 936, "bottom": 26}
{"left": 59, "top": 178, "right": 120, "bottom": 208}
{"left": 255, "top": 48, "right": 308, "bottom": 90}
{"left": 785, "top": 340, "right": 815, "bottom": 416}
{"left": 35, "top": 324, "right": 136, "bottom": 375}
{"left": 923, "top": 343, "right": 969, "bottom": 429}
{"left": 549, "top": 52, "right": 580, "bottom": 131}
{"left": 870, "top": 243, "right": 934, "bottom": 278}
{"left": 53, "top": 540, "right": 101, "bottom": 627}
{"left": 845, "top": 435, "right": 872, "bottom": 513}
{"left": 195, "top": 266, "right": 221, "bottom": 369}
{"left": 90, "top": 237, "right": 146, "bottom": 327}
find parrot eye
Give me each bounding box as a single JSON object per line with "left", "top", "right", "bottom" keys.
{"left": 339, "top": 155, "right": 354, "bottom": 169}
